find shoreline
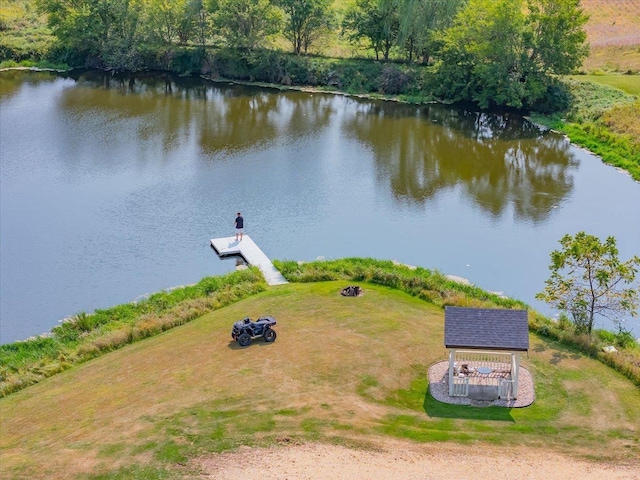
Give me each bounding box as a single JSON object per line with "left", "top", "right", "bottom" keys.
{"left": 3, "top": 66, "right": 634, "bottom": 183}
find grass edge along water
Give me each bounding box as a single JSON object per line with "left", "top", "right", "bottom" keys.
{"left": 1, "top": 258, "right": 638, "bottom": 398}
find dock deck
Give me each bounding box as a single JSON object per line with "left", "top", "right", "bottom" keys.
{"left": 210, "top": 235, "right": 288, "bottom": 286}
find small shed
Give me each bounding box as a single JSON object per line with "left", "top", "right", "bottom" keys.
{"left": 444, "top": 306, "right": 529, "bottom": 400}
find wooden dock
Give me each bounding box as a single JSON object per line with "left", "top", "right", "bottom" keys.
{"left": 210, "top": 235, "right": 288, "bottom": 286}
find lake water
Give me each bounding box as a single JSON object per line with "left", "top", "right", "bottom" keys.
{"left": 1, "top": 70, "right": 639, "bottom": 344}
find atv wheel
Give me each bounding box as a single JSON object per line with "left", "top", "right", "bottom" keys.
{"left": 238, "top": 333, "right": 252, "bottom": 347}
{"left": 263, "top": 329, "right": 277, "bottom": 342}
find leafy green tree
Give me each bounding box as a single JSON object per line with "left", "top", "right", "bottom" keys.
{"left": 37, "top": 0, "right": 144, "bottom": 67}
{"left": 187, "top": 0, "right": 210, "bottom": 46}
{"left": 36, "top": 0, "right": 98, "bottom": 56}
{"left": 396, "top": 0, "right": 462, "bottom": 63}
{"left": 140, "top": 0, "right": 208, "bottom": 46}
{"left": 434, "top": 0, "right": 531, "bottom": 107}
{"left": 144, "top": 0, "right": 186, "bottom": 44}
{"left": 525, "top": 0, "right": 589, "bottom": 75}
{"left": 211, "top": 0, "right": 282, "bottom": 50}
{"left": 432, "top": 0, "right": 588, "bottom": 109}
{"left": 342, "top": 0, "right": 398, "bottom": 61}
{"left": 276, "top": 0, "right": 332, "bottom": 54}
{"left": 536, "top": 232, "right": 640, "bottom": 334}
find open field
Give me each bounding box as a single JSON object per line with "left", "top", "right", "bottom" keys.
{"left": 581, "top": 0, "right": 640, "bottom": 72}
{"left": 582, "top": 0, "right": 640, "bottom": 47}
{"left": 1, "top": 281, "right": 638, "bottom": 479}
{"left": 582, "top": 45, "right": 640, "bottom": 73}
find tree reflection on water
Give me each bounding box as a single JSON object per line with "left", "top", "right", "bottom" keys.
{"left": 344, "top": 101, "right": 578, "bottom": 224}
{"left": 57, "top": 71, "right": 577, "bottom": 224}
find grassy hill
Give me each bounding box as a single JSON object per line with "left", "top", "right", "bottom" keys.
{"left": 1, "top": 281, "right": 638, "bottom": 479}
{"left": 580, "top": 0, "right": 640, "bottom": 72}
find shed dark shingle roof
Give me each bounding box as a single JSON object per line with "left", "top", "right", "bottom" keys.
{"left": 444, "top": 307, "right": 529, "bottom": 351}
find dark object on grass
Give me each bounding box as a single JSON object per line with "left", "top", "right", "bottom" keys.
{"left": 231, "top": 316, "right": 277, "bottom": 347}
{"left": 341, "top": 285, "right": 363, "bottom": 297}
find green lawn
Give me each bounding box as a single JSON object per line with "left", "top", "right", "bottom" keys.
{"left": 1, "top": 281, "right": 638, "bottom": 479}
{"left": 567, "top": 74, "right": 640, "bottom": 96}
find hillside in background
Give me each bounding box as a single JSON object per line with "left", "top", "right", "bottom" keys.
{"left": 581, "top": 0, "right": 640, "bottom": 72}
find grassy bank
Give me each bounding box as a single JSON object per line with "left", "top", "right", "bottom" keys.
{"left": 570, "top": 74, "right": 640, "bottom": 96}
{"left": 274, "top": 258, "right": 640, "bottom": 386}
{"left": 530, "top": 76, "right": 640, "bottom": 181}
{"left": 273, "top": 258, "right": 526, "bottom": 310}
{"left": 0, "top": 268, "right": 267, "bottom": 397}
{"left": 3, "top": 259, "right": 639, "bottom": 400}
{"left": 3, "top": 257, "right": 514, "bottom": 398}
{"left": 1, "top": 280, "right": 638, "bottom": 479}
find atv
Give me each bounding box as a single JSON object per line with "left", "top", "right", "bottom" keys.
{"left": 231, "top": 316, "right": 277, "bottom": 347}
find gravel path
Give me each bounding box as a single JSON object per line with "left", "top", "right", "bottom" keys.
{"left": 193, "top": 440, "right": 639, "bottom": 479}
{"left": 188, "top": 363, "right": 639, "bottom": 479}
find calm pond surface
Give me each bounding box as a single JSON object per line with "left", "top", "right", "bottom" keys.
{"left": 1, "top": 70, "right": 639, "bottom": 343}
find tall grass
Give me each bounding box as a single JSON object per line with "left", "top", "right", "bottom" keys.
{"left": 0, "top": 268, "right": 266, "bottom": 397}
{"left": 274, "top": 257, "right": 525, "bottom": 309}
{"left": 530, "top": 78, "right": 640, "bottom": 181}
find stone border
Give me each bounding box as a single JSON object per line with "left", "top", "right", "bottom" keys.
{"left": 428, "top": 361, "right": 535, "bottom": 408}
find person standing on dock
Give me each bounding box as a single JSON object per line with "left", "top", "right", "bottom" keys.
{"left": 235, "top": 212, "right": 244, "bottom": 241}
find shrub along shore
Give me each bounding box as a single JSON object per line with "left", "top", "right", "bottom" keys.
{"left": 1, "top": 258, "right": 638, "bottom": 398}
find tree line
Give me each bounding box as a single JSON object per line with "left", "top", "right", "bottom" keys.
{"left": 34, "top": 0, "right": 589, "bottom": 110}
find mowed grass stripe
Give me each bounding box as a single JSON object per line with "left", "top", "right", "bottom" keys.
{"left": 0, "top": 281, "right": 638, "bottom": 479}
{"left": 567, "top": 74, "right": 640, "bottom": 96}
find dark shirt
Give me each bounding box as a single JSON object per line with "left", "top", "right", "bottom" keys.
{"left": 235, "top": 216, "right": 244, "bottom": 229}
